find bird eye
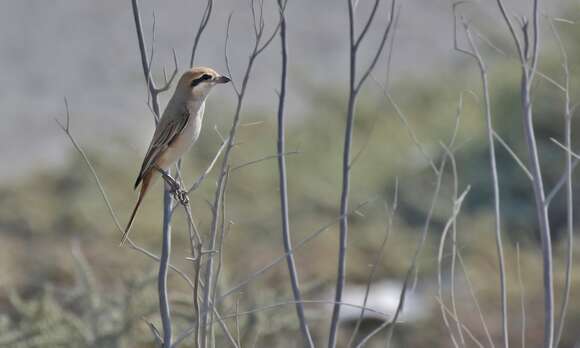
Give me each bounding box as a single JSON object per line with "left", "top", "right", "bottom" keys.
{"left": 191, "top": 74, "right": 214, "bottom": 87}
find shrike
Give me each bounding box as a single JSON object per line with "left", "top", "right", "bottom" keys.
{"left": 121, "top": 67, "right": 230, "bottom": 245}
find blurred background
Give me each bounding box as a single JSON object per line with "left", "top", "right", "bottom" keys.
{"left": 2, "top": 0, "right": 580, "bottom": 347}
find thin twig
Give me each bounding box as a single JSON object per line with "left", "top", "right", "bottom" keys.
{"left": 190, "top": 0, "right": 213, "bottom": 67}
{"left": 493, "top": 131, "right": 533, "bottom": 180}
{"left": 436, "top": 144, "right": 466, "bottom": 348}
{"left": 231, "top": 151, "right": 300, "bottom": 172}
{"left": 434, "top": 297, "right": 486, "bottom": 348}
{"left": 146, "top": 320, "right": 164, "bottom": 346}
{"left": 546, "top": 156, "right": 580, "bottom": 205}
{"left": 456, "top": 251, "right": 496, "bottom": 348}
{"left": 372, "top": 78, "right": 439, "bottom": 175}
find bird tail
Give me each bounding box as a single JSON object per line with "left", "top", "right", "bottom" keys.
{"left": 120, "top": 172, "right": 152, "bottom": 246}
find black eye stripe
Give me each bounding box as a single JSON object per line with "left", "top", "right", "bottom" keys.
{"left": 190, "top": 74, "right": 213, "bottom": 87}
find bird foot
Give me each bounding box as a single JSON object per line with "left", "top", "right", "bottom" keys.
{"left": 155, "top": 167, "right": 190, "bottom": 205}
{"left": 174, "top": 188, "right": 189, "bottom": 205}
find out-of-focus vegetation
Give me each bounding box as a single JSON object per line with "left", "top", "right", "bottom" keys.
{"left": 2, "top": 17, "right": 580, "bottom": 348}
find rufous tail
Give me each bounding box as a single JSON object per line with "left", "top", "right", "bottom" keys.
{"left": 120, "top": 173, "right": 151, "bottom": 246}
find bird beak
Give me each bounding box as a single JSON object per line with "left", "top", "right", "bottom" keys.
{"left": 216, "top": 75, "right": 231, "bottom": 84}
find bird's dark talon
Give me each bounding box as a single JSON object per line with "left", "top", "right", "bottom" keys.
{"left": 179, "top": 191, "right": 190, "bottom": 205}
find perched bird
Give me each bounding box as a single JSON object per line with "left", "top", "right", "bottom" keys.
{"left": 121, "top": 67, "right": 230, "bottom": 245}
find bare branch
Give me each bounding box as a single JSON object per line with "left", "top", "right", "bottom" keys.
{"left": 130, "top": 1, "right": 182, "bottom": 345}
{"left": 493, "top": 131, "right": 533, "bottom": 180}
{"left": 374, "top": 79, "right": 439, "bottom": 175}
{"left": 190, "top": 0, "right": 214, "bottom": 67}
{"left": 546, "top": 137, "right": 580, "bottom": 205}
{"left": 456, "top": 13, "right": 510, "bottom": 346}
{"left": 145, "top": 320, "right": 164, "bottom": 346}
{"left": 438, "top": 143, "right": 467, "bottom": 347}
{"left": 354, "top": 0, "right": 397, "bottom": 92}
{"left": 175, "top": 200, "right": 371, "bottom": 344}
{"left": 434, "top": 297, "right": 486, "bottom": 348}
{"left": 528, "top": 0, "right": 541, "bottom": 80}
{"left": 255, "top": 22, "right": 282, "bottom": 56}
{"left": 215, "top": 298, "right": 408, "bottom": 324}
{"left": 158, "top": 184, "right": 174, "bottom": 347}
{"left": 537, "top": 71, "right": 566, "bottom": 92}
{"left": 131, "top": 0, "right": 158, "bottom": 114}
{"left": 199, "top": 3, "right": 281, "bottom": 344}
{"left": 220, "top": 199, "right": 370, "bottom": 301}
{"left": 495, "top": 0, "right": 526, "bottom": 63}
{"left": 495, "top": 0, "right": 554, "bottom": 344}
{"left": 457, "top": 251, "right": 496, "bottom": 348}
{"left": 353, "top": 0, "right": 379, "bottom": 49}
{"left": 157, "top": 49, "right": 179, "bottom": 93}
{"left": 275, "top": 0, "right": 314, "bottom": 344}
{"left": 357, "top": 81, "right": 463, "bottom": 347}
{"left": 358, "top": 149, "right": 452, "bottom": 347}
{"left": 224, "top": 14, "right": 240, "bottom": 96}
{"left": 549, "top": 19, "right": 574, "bottom": 347}
{"left": 231, "top": 151, "right": 300, "bottom": 172}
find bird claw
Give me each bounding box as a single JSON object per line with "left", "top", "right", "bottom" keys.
{"left": 174, "top": 188, "right": 189, "bottom": 205}
{"left": 156, "top": 167, "right": 190, "bottom": 205}
{"left": 167, "top": 180, "right": 189, "bottom": 205}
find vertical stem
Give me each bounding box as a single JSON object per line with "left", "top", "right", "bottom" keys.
{"left": 330, "top": 1, "right": 396, "bottom": 344}
{"left": 483, "top": 64, "right": 509, "bottom": 348}
{"left": 521, "top": 73, "right": 554, "bottom": 348}
{"left": 329, "top": 58, "right": 357, "bottom": 348}
{"left": 464, "top": 26, "right": 509, "bottom": 348}
{"left": 494, "top": 1, "right": 552, "bottom": 345}
{"left": 552, "top": 19, "right": 573, "bottom": 347}
{"left": 159, "top": 182, "right": 173, "bottom": 347}
{"left": 131, "top": 0, "right": 157, "bottom": 115}
{"left": 202, "top": 24, "right": 265, "bottom": 341}
{"left": 130, "top": 0, "right": 173, "bottom": 345}
{"left": 328, "top": 1, "right": 356, "bottom": 345}
{"left": 276, "top": 0, "right": 314, "bottom": 346}
{"left": 555, "top": 111, "right": 573, "bottom": 345}
{"left": 201, "top": 173, "right": 226, "bottom": 348}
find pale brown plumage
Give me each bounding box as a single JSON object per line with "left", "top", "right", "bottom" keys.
{"left": 121, "top": 67, "right": 230, "bottom": 246}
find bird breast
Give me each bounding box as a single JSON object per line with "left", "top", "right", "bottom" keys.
{"left": 180, "top": 101, "right": 205, "bottom": 147}
{"left": 158, "top": 102, "right": 205, "bottom": 169}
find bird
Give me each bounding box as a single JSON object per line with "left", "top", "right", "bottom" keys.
{"left": 121, "top": 67, "right": 230, "bottom": 246}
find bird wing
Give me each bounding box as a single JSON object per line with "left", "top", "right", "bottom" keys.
{"left": 134, "top": 110, "right": 190, "bottom": 189}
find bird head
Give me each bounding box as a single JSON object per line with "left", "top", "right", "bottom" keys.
{"left": 176, "top": 67, "right": 230, "bottom": 101}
